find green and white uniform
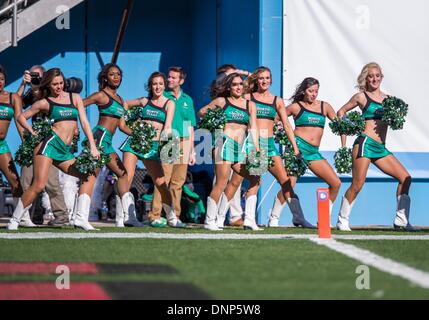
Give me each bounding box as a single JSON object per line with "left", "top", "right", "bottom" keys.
{"left": 38, "top": 92, "right": 78, "bottom": 161}
{"left": 294, "top": 101, "right": 326, "bottom": 162}
{"left": 217, "top": 98, "right": 250, "bottom": 163}
{"left": 354, "top": 92, "right": 391, "bottom": 159}
{"left": 246, "top": 94, "right": 280, "bottom": 157}
{"left": 361, "top": 91, "right": 385, "bottom": 121}
{"left": 120, "top": 99, "right": 169, "bottom": 161}
{"left": 0, "top": 93, "right": 14, "bottom": 155}
{"left": 85, "top": 90, "right": 125, "bottom": 155}
{"left": 295, "top": 136, "right": 325, "bottom": 162}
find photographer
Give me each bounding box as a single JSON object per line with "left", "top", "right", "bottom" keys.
{"left": 17, "top": 65, "right": 69, "bottom": 226}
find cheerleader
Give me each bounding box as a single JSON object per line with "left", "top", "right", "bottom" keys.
{"left": 119, "top": 72, "right": 185, "bottom": 228}
{"left": 198, "top": 73, "right": 261, "bottom": 230}
{"left": 336, "top": 62, "right": 413, "bottom": 231}
{"left": 80, "top": 63, "right": 140, "bottom": 228}
{"left": 272, "top": 77, "right": 341, "bottom": 227}
{"left": 0, "top": 65, "right": 34, "bottom": 227}
{"left": 7, "top": 68, "right": 100, "bottom": 230}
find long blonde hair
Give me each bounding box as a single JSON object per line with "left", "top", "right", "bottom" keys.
{"left": 356, "top": 62, "right": 384, "bottom": 91}
{"left": 245, "top": 66, "right": 272, "bottom": 94}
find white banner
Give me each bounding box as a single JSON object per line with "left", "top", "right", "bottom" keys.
{"left": 283, "top": 0, "right": 429, "bottom": 152}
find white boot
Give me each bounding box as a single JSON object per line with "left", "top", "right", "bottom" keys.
{"left": 204, "top": 197, "right": 221, "bottom": 231}
{"left": 288, "top": 196, "right": 316, "bottom": 229}
{"left": 163, "top": 203, "right": 186, "bottom": 228}
{"left": 19, "top": 208, "right": 37, "bottom": 227}
{"left": 69, "top": 194, "right": 78, "bottom": 227}
{"left": 394, "top": 194, "right": 416, "bottom": 231}
{"left": 229, "top": 187, "right": 243, "bottom": 225}
{"left": 67, "top": 209, "right": 73, "bottom": 224}
{"left": 216, "top": 193, "right": 230, "bottom": 229}
{"left": 336, "top": 196, "right": 354, "bottom": 231}
{"left": 15, "top": 198, "right": 36, "bottom": 228}
{"left": 329, "top": 200, "right": 334, "bottom": 228}
{"left": 7, "top": 199, "right": 30, "bottom": 230}
{"left": 115, "top": 195, "right": 125, "bottom": 227}
{"left": 122, "top": 192, "right": 142, "bottom": 227}
{"left": 73, "top": 194, "right": 97, "bottom": 231}
{"left": 244, "top": 195, "right": 263, "bottom": 231}
{"left": 268, "top": 196, "right": 286, "bottom": 227}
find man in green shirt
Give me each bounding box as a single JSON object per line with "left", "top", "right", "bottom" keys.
{"left": 150, "top": 66, "right": 196, "bottom": 226}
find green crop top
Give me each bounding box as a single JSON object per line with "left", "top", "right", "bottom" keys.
{"left": 223, "top": 98, "right": 250, "bottom": 126}
{"left": 362, "top": 92, "right": 384, "bottom": 120}
{"left": 0, "top": 93, "right": 14, "bottom": 121}
{"left": 98, "top": 90, "right": 126, "bottom": 119}
{"left": 251, "top": 94, "right": 277, "bottom": 121}
{"left": 140, "top": 99, "right": 168, "bottom": 124}
{"left": 294, "top": 101, "right": 326, "bottom": 128}
{"left": 47, "top": 92, "right": 78, "bottom": 123}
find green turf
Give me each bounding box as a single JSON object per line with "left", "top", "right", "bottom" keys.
{"left": 0, "top": 238, "right": 428, "bottom": 299}
{"left": 1, "top": 224, "right": 429, "bottom": 235}
{"left": 340, "top": 240, "right": 429, "bottom": 273}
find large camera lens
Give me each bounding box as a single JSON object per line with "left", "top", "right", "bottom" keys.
{"left": 30, "top": 72, "right": 41, "bottom": 86}
{"left": 64, "top": 77, "right": 83, "bottom": 94}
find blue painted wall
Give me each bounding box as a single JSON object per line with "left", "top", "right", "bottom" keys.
{"left": 1, "top": 0, "right": 259, "bottom": 159}
{"left": 217, "top": 0, "right": 260, "bottom": 73}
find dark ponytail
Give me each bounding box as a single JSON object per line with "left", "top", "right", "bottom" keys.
{"left": 290, "top": 77, "right": 320, "bottom": 103}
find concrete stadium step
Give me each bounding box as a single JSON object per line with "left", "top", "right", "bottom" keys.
{"left": 0, "top": 0, "right": 83, "bottom": 52}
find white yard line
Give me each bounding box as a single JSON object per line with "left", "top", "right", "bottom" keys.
{"left": 0, "top": 232, "right": 429, "bottom": 240}
{"left": 309, "top": 238, "right": 429, "bottom": 289}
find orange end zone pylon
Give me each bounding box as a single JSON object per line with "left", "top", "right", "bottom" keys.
{"left": 317, "top": 188, "right": 331, "bottom": 239}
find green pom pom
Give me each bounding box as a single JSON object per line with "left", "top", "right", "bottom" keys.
{"left": 382, "top": 96, "right": 408, "bottom": 130}
{"left": 329, "top": 111, "right": 365, "bottom": 136}
{"left": 15, "top": 118, "right": 53, "bottom": 167}
{"left": 32, "top": 118, "right": 54, "bottom": 139}
{"left": 273, "top": 122, "right": 290, "bottom": 146}
{"left": 198, "top": 107, "right": 226, "bottom": 132}
{"left": 246, "top": 149, "right": 274, "bottom": 176}
{"left": 15, "top": 131, "right": 36, "bottom": 167}
{"left": 159, "top": 132, "right": 182, "bottom": 164}
{"left": 124, "top": 107, "right": 143, "bottom": 126}
{"left": 71, "top": 132, "right": 80, "bottom": 152}
{"left": 124, "top": 108, "right": 157, "bottom": 155}
{"left": 74, "top": 142, "right": 111, "bottom": 175}
{"left": 273, "top": 122, "right": 307, "bottom": 177}
{"left": 282, "top": 151, "right": 308, "bottom": 178}
{"left": 334, "top": 147, "right": 352, "bottom": 174}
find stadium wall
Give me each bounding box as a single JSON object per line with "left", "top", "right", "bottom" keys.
{"left": 258, "top": 0, "right": 429, "bottom": 227}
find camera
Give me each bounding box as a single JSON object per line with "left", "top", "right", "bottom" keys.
{"left": 29, "top": 72, "right": 83, "bottom": 94}
{"left": 64, "top": 77, "right": 83, "bottom": 94}
{"left": 30, "top": 72, "right": 42, "bottom": 86}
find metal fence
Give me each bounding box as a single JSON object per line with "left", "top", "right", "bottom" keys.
{"left": 0, "top": 0, "right": 39, "bottom": 23}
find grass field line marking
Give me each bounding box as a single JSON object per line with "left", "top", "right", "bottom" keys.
{"left": 1, "top": 232, "right": 429, "bottom": 240}
{"left": 309, "top": 238, "right": 429, "bottom": 289}
{"left": 331, "top": 235, "right": 429, "bottom": 240}
{"left": 0, "top": 232, "right": 294, "bottom": 240}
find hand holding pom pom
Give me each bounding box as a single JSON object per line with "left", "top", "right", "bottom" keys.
{"left": 198, "top": 107, "right": 226, "bottom": 132}
{"left": 382, "top": 96, "right": 408, "bottom": 130}
{"left": 246, "top": 149, "right": 274, "bottom": 176}
{"left": 334, "top": 147, "right": 352, "bottom": 174}
{"left": 329, "top": 111, "right": 365, "bottom": 136}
